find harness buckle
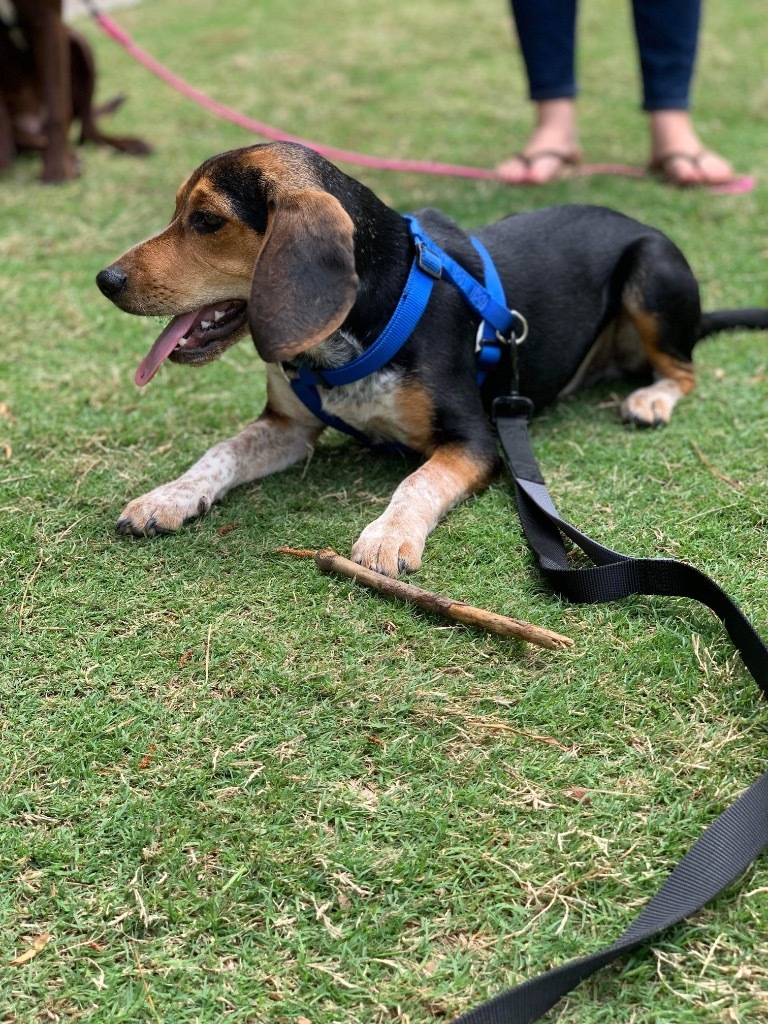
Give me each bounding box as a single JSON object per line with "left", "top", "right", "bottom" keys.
{"left": 416, "top": 241, "right": 443, "bottom": 279}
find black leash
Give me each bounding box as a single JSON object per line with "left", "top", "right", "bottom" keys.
{"left": 495, "top": 401, "right": 768, "bottom": 686}
{"left": 450, "top": 398, "right": 768, "bottom": 1024}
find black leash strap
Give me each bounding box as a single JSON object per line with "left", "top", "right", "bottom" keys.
{"left": 452, "top": 404, "right": 768, "bottom": 1024}
{"left": 495, "top": 408, "right": 768, "bottom": 687}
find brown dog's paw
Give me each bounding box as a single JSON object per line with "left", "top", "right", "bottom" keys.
{"left": 350, "top": 522, "right": 425, "bottom": 577}
{"left": 122, "top": 137, "right": 153, "bottom": 156}
{"left": 103, "top": 134, "right": 153, "bottom": 156}
{"left": 41, "top": 149, "right": 81, "bottom": 184}
{"left": 116, "top": 484, "right": 211, "bottom": 537}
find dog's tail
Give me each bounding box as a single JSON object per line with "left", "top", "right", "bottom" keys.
{"left": 699, "top": 308, "right": 768, "bottom": 339}
{"left": 94, "top": 94, "right": 127, "bottom": 118}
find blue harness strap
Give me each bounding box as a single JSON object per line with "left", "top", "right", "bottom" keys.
{"left": 316, "top": 244, "right": 438, "bottom": 388}
{"left": 404, "top": 216, "right": 514, "bottom": 341}
{"left": 469, "top": 235, "right": 508, "bottom": 385}
{"left": 285, "top": 215, "right": 516, "bottom": 444}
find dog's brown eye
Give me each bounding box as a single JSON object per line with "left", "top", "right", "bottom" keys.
{"left": 190, "top": 211, "right": 225, "bottom": 233}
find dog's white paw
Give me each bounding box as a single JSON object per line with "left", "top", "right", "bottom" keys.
{"left": 117, "top": 482, "right": 213, "bottom": 537}
{"left": 621, "top": 380, "right": 682, "bottom": 427}
{"left": 351, "top": 519, "right": 426, "bottom": 577}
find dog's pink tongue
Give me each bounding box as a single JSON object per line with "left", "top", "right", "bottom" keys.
{"left": 135, "top": 311, "right": 199, "bottom": 387}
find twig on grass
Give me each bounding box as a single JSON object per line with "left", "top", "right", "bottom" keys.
{"left": 463, "top": 719, "right": 570, "bottom": 750}
{"left": 691, "top": 442, "right": 742, "bottom": 490}
{"left": 277, "top": 546, "right": 573, "bottom": 650}
{"left": 275, "top": 546, "right": 317, "bottom": 558}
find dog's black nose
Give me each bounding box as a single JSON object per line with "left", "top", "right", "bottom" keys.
{"left": 96, "top": 265, "right": 128, "bottom": 299}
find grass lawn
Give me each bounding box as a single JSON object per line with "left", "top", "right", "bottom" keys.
{"left": 1, "top": 0, "right": 767, "bottom": 1021}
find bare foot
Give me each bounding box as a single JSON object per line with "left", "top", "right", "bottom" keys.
{"left": 649, "top": 110, "right": 735, "bottom": 186}
{"left": 498, "top": 98, "right": 581, "bottom": 185}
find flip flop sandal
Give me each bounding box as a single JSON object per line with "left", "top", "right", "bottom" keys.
{"left": 497, "top": 149, "right": 581, "bottom": 185}
{"left": 648, "top": 150, "right": 755, "bottom": 194}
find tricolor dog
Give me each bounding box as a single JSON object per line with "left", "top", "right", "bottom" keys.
{"left": 96, "top": 142, "right": 768, "bottom": 576}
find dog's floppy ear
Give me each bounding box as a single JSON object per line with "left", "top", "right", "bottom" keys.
{"left": 249, "top": 190, "right": 358, "bottom": 363}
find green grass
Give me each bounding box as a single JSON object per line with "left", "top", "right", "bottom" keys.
{"left": 2, "top": 0, "right": 767, "bottom": 1020}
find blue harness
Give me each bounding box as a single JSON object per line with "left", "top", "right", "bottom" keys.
{"left": 285, "top": 215, "right": 527, "bottom": 446}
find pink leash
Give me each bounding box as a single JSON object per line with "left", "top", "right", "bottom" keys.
{"left": 94, "top": 13, "right": 498, "bottom": 181}
{"left": 94, "top": 12, "right": 755, "bottom": 193}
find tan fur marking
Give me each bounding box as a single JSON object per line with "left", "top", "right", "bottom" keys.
{"left": 245, "top": 147, "right": 323, "bottom": 193}
{"left": 621, "top": 292, "right": 695, "bottom": 425}
{"left": 391, "top": 383, "right": 436, "bottom": 452}
{"left": 358, "top": 382, "right": 436, "bottom": 453}
{"left": 422, "top": 444, "right": 495, "bottom": 496}
{"left": 626, "top": 304, "right": 661, "bottom": 355}
{"left": 185, "top": 178, "right": 238, "bottom": 219}
{"left": 648, "top": 350, "right": 695, "bottom": 395}
{"left": 625, "top": 299, "right": 695, "bottom": 394}
{"left": 172, "top": 174, "right": 194, "bottom": 215}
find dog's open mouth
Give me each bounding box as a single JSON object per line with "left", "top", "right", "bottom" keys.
{"left": 135, "top": 300, "right": 248, "bottom": 386}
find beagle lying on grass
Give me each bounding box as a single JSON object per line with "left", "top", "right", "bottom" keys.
{"left": 96, "top": 141, "right": 768, "bottom": 577}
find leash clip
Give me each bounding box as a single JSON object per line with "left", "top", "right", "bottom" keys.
{"left": 492, "top": 394, "right": 535, "bottom": 424}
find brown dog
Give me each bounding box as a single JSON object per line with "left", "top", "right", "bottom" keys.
{"left": 0, "top": 0, "right": 151, "bottom": 181}
{"left": 96, "top": 143, "right": 768, "bottom": 576}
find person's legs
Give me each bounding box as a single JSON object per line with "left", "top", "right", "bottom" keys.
{"left": 513, "top": 0, "right": 578, "bottom": 102}
{"left": 633, "top": 0, "right": 734, "bottom": 184}
{"left": 498, "top": 0, "right": 581, "bottom": 184}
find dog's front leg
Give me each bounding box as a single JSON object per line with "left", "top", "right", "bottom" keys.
{"left": 351, "top": 443, "right": 496, "bottom": 576}
{"left": 0, "top": 95, "right": 14, "bottom": 173}
{"left": 24, "top": 2, "right": 79, "bottom": 182}
{"left": 117, "top": 411, "right": 320, "bottom": 537}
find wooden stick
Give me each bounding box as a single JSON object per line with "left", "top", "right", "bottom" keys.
{"left": 312, "top": 548, "right": 573, "bottom": 651}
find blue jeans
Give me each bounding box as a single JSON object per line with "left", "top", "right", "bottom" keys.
{"left": 510, "top": 0, "right": 701, "bottom": 110}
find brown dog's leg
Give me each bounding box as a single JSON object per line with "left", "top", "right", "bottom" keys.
{"left": 117, "top": 412, "right": 321, "bottom": 536}
{"left": 0, "top": 24, "right": 19, "bottom": 171}
{"left": 19, "top": 0, "right": 79, "bottom": 181}
{"left": 351, "top": 444, "right": 496, "bottom": 576}
{"left": 0, "top": 95, "right": 14, "bottom": 172}
{"left": 69, "top": 28, "right": 152, "bottom": 155}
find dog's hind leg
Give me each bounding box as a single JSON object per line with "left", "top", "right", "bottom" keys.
{"left": 619, "top": 236, "right": 699, "bottom": 427}
{"left": 69, "top": 29, "right": 152, "bottom": 156}
{"left": 117, "top": 412, "right": 320, "bottom": 537}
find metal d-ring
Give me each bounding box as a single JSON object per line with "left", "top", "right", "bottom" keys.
{"left": 488, "top": 309, "right": 529, "bottom": 348}
{"left": 507, "top": 309, "right": 529, "bottom": 345}
{"left": 477, "top": 310, "right": 530, "bottom": 352}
